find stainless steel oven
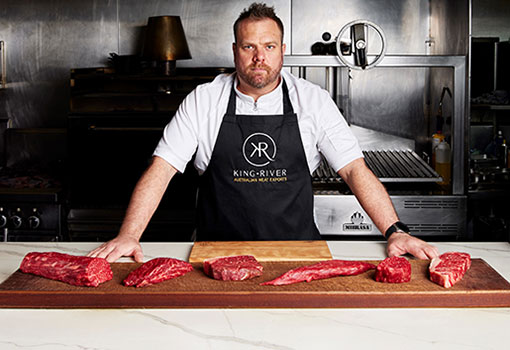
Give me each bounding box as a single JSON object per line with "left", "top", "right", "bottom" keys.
{"left": 0, "top": 129, "right": 65, "bottom": 242}
{"left": 0, "top": 188, "right": 62, "bottom": 242}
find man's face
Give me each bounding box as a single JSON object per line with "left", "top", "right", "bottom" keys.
{"left": 233, "top": 18, "right": 286, "bottom": 91}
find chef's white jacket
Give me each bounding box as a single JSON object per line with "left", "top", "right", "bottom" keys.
{"left": 154, "top": 69, "right": 363, "bottom": 175}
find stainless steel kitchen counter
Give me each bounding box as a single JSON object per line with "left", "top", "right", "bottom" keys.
{"left": 0, "top": 241, "right": 509, "bottom": 350}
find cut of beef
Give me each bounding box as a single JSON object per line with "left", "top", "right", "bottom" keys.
{"left": 203, "top": 255, "right": 263, "bottom": 281}
{"left": 20, "top": 252, "right": 113, "bottom": 287}
{"left": 260, "top": 260, "right": 376, "bottom": 286}
{"left": 375, "top": 256, "right": 411, "bottom": 283}
{"left": 123, "top": 257, "right": 193, "bottom": 287}
{"left": 429, "top": 252, "right": 471, "bottom": 288}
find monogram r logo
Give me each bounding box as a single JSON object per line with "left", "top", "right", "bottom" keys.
{"left": 242, "top": 132, "right": 277, "bottom": 167}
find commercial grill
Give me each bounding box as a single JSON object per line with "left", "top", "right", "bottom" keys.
{"left": 313, "top": 150, "right": 441, "bottom": 184}
{"left": 285, "top": 55, "right": 468, "bottom": 239}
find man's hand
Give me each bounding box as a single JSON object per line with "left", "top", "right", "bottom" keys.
{"left": 87, "top": 235, "right": 144, "bottom": 263}
{"left": 386, "top": 232, "right": 439, "bottom": 260}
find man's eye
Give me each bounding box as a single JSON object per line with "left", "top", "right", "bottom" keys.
{"left": 243, "top": 45, "right": 253, "bottom": 50}
{"left": 267, "top": 45, "right": 275, "bottom": 49}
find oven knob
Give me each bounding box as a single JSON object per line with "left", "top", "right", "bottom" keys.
{"left": 10, "top": 208, "right": 23, "bottom": 229}
{"left": 28, "top": 208, "right": 41, "bottom": 229}
{"left": 11, "top": 215, "right": 22, "bottom": 229}
{"left": 0, "top": 207, "right": 6, "bottom": 228}
{"left": 28, "top": 215, "right": 41, "bottom": 229}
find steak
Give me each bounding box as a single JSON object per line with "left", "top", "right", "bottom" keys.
{"left": 375, "top": 256, "right": 411, "bottom": 283}
{"left": 260, "top": 260, "right": 376, "bottom": 286}
{"left": 20, "top": 252, "right": 113, "bottom": 287}
{"left": 429, "top": 252, "right": 471, "bottom": 288}
{"left": 203, "top": 255, "right": 263, "bottom": 281}
{"left": 123, "top": 257, "right": 193, "bottom": 287}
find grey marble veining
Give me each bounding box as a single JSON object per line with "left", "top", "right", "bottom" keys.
{"left": 123, "top": 310, "right": 294, "bottom": 350}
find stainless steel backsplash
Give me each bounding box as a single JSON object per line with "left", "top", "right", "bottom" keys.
{"left": 0, "top": 0, "right": 472, "bottom": 129}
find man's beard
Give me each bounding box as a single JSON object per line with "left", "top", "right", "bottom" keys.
{"left": 238, "top": 62, "right": 282, "bottom": 89}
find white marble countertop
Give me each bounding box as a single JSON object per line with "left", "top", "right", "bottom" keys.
{"left": 1, "top": 241, "right": 509, "bottom": 350}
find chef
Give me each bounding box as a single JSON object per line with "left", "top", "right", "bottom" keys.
{"left": 88, "top": 2, "right": 439, "bottom": 263}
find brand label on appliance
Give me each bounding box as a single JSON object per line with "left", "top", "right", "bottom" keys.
{"left": 342, "top": 212, "right": 372, "bottom": 232}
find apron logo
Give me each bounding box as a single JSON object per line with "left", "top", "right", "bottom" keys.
{"left": 242, "top": 133, "right": 277, "bottom": 167}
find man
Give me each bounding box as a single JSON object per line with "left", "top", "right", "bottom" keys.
{"left": 88, "top": 3, "right": 438, "bottom": 263}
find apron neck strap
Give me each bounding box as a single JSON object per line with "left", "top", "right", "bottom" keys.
{"left": 227, "top": 76, "right": 294, "bottom": 115}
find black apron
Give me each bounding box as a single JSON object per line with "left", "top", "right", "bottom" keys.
{"left": 196, "top": 77, "right": 321, "bottom": 241}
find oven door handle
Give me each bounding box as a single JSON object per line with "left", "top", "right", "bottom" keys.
{"left": 88, "top": 126, "right": 164, "bottom": 132}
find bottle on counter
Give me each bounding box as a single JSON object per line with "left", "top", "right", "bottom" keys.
{"left": 431, "top": 131, "right": 445, "bottom": 168}
{"left": 495, "top": 130, "right": 507, "bottom": 168}
{"left": 500, "top": 139, "right": 508, "bottom": 168}
{"left": 507, "top": 142, "right": 510, "bottom": 168}
{"left": 435, "top": 139, "right": 451, "bottom": 186}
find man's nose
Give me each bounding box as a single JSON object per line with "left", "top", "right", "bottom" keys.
{"left": 253, "top": 48, "right": 265, "bottom": 62}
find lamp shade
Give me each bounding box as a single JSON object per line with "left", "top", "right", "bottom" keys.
{"left": 142, "top": 16, "right": 191, "bottom": 61}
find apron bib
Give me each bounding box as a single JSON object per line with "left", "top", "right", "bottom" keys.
{"left": 196, "top": 78, "right": 320, "bottom": 241}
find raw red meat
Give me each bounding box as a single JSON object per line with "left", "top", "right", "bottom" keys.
{"left": 375, "top": 256, "right": 411, "bottom": 283}
{"left": 123, "top": 257, "right": 193, "bottom": 287}
{"left": 203, "top": 255, "right": 263, "bottom": 281}
{"left": 429, "top": 252, "right": 471, "bottom": 288}
{"left": 260, "top": 260, "right": 376, "bottom": 286}
{"left": 20, "top": 252, "right": 113, "bottom": 287}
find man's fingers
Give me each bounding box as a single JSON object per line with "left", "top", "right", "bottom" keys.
{"left": 387, "top": 233, "right": 439, "bottom": 260}
{"left": 87, "top": 243, "right": 107, "bottom": 257}
{"left": 105, "top": 247, "right": 124, "bottom": 263}
{"left": 386, "top": 245, "right": 404, "bottom": 258}
{"left": 424, "top": 246, "right": 439, "bottom": 259}
{"left": 86, "top": 236, "right": 144, "bottom": 263}
{"left": 410, "top": 248, "right": 429, "bottom": 260}
{"left": 133, "top": 249, "right": 144, "bottom": 263}
{"left": 408, "top": 240, "right": 440, "bottom": 260}
{"left": 386, "top": 246, "right": 396, "bottom": 257}
{"left": 95, "top": 244, "right": 116, "bottom": 260}
{"left": 89, "top": 241, "right": 144, "bottom": 263}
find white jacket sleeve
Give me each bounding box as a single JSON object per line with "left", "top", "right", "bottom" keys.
{"left": 153, "top": 89, "right": 200, "bottom": 173}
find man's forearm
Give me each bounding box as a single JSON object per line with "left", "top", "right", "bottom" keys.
{"left": 118, "top": 156, "right": 178, "bottom": 241}
{"left": 338, "top": 158, "right": 398, "bottom": 236}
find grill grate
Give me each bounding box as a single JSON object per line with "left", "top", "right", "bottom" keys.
{"left": 313, "top": 150, "right": 442, "bottom": 183}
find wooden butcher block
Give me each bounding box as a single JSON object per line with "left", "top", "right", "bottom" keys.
{"left": 1, "top": 258, "right": 510, "bottom": 308}
{"left": 188, "top": 240, "right": 333, "bottom": 262}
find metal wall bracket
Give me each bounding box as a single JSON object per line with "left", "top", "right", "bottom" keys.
{"left": 0, "top": 41, "right": 6, "bottom": 89}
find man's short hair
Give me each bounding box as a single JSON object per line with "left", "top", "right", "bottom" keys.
{"left": 233, "top": 2, "right": 284, "bottom": 44}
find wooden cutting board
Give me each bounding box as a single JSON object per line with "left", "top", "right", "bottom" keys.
{"left": 188, "top": 240, "right": 332, "bottom": 262}
{"left": 1, "top": 259, "right": 510, "bottom": 308}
